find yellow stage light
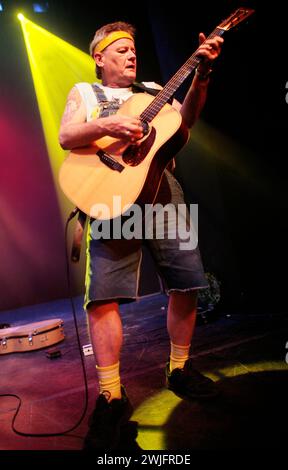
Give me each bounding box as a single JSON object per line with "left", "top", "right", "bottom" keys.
{"left": 18, "top": 15, "right": 97, "bottom": 218}
{"left": 18, "top": 16, "right": 98, "bottom": 285}
{"left": 133, "top": 360, "right": 286, "bottom": 450}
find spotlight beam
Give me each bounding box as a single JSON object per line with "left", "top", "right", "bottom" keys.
{"left": 17, "top": 15, "right": 96, "bottom": 218}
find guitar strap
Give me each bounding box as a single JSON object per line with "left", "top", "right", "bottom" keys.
{"left": 132, "top": 82, "right": 174, "bottom": 104}
{"left": 71, "top": 82, "right": 173, "bottom": 262}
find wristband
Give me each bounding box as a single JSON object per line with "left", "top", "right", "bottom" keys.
{"left": 195, "top": 66, "right": 213, "bottom": 81}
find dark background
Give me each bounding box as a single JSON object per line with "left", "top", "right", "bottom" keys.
{"left": 0, "top": 0, "right": 287, "bottom": 313}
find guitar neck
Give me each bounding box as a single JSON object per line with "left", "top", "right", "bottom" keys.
{"left": 140, "top": 27, "right": 225, "bottom": 123}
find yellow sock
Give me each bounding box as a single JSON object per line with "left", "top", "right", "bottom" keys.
{"left": 169, "top": 342, "right": 190, "bottom": 372}
{"left": 96, "top": 362, "right": 121, "bottom": 402}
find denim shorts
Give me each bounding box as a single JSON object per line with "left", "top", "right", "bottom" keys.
{"left": 84, "top": 170, "right": 208, "bottom": 309}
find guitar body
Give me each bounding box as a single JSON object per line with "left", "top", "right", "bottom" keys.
{"left": 0, "top": 319, "right": 64, "bottom": 355}
{"left": 59, "top": 93, "right": 189, "bottom": 219}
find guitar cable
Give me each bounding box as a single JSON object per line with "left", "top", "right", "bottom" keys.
{"left": 0, "top": 207, "right": 89, "bottom": 439}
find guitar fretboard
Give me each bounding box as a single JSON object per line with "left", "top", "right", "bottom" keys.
{"left": 140, "top": 27, "right": 225, "bottom": 123}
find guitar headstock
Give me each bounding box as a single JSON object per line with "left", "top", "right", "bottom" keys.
{"left": 218, "top": 7, "right": 255, "bottom": 31}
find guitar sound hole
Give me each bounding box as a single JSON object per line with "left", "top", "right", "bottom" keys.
{"left": 123, "top": 126, "right": 156, "bottom": 166}
{"left": 141, "top": 120, "right": 150, "bottom": 136}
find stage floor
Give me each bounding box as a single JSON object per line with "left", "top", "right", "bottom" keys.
{"left": 0, "top": 293, "right": 287, "bottom": 452}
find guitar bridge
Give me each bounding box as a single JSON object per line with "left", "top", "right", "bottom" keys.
{"left": 97, "top": 149, "right": 124, "bottom": 172}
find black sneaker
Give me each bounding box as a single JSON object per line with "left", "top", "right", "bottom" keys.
{"left": 166, "top": 358, "right": 219, "bottom": 400}
{"left": 83, "top": 385, "right": 134, "bottom": 450}
{"left": 118, "top": 420, "right": 142, "bottom": 452}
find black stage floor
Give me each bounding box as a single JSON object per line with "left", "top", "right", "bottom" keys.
{"left": 0, "top": 293, "right": 287, "bottom": 454}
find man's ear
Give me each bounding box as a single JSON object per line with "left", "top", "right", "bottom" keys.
{"left": 94, "top": 52, "right": 104, "bottom": 68}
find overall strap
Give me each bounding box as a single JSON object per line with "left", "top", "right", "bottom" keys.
{"left": 91, "top": 83, "right": 121, "bottom": 117}
{"left": 91, "top": 83, "right": 109, "bottom": 103}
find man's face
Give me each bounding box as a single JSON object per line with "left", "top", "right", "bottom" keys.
{"left": 95, "top": 38, "right": 137, "bottom": 87}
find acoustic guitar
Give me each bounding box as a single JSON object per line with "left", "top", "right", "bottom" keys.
{"left": 59, "top": 8, "right": 254, "bottom": 220}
